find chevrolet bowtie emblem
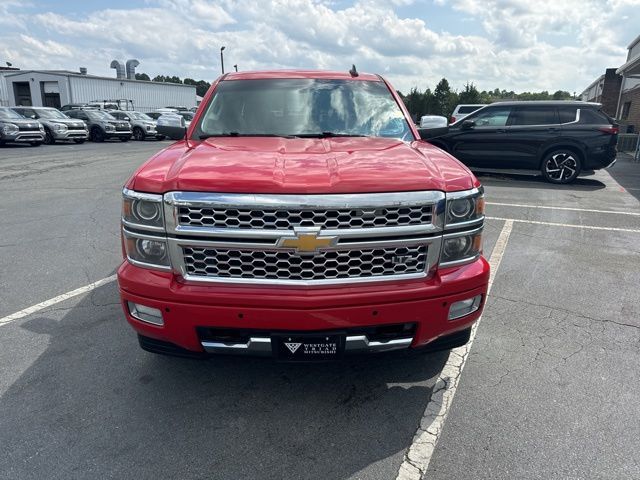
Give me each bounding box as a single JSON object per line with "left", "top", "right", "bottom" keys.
{"left": 277, "top": 228, "right": 337, "bottom": 253}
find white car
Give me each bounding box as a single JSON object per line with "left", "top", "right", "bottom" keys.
{"left": 450, "top": 104, "right": 486, "bottom": 124}
{"left": 419, "top": 115, "right": 448, "bottom": 128}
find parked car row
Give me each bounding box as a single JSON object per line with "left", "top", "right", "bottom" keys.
{"left": 0, "top": 105, "right": 182, "bottom": 146}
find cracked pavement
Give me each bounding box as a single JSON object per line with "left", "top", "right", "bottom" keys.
{"left": 1, "top": 142, "right": 639, "bottom": 479}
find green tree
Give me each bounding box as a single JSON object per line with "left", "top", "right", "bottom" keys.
{"left": 135, "top": 72, "right": 150, "bottom": 81}
{"left": 433, "top": 78, "right": 456, "bottom": 117}
{"left": 458, "top": 82, "right": 481, "bottom": 105}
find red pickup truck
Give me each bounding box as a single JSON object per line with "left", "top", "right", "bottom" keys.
{"left": 117, "top": 69, "right": 489, "bottom": 361}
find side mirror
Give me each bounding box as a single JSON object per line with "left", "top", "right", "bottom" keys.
{"left": 123, "top": 117, "right": 130, "bottom": 121}
{"left": 31, "top": 115, "right": 37, "bottom": 119}
{"left": 156, "top": 114, "right": 187, "bottom": 140}
{"left": 461, "top": 120, "right": 475, "bottom": 130}
{"left": 419, "top": 115, "right": 448, "bottom": 129}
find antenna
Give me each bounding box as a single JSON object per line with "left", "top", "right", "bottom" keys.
{"left": 349, "top": 64, "right": 358, "bottom": 77}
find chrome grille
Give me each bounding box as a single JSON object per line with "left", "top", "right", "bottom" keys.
{"left": 178, "top": 205, "right": 433, "bottom": 230}
{"left": 182, "top": 245, "right": 428, "bottom": 281}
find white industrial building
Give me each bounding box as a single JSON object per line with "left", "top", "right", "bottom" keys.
{"left": 0, "top": 66, "right": 197, "bottom": 112}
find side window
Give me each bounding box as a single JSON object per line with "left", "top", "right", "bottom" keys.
{"left": 20, "top": 108, "right": 36, "bottom": 118}
{"left": 511, "top": 107, "right": 558, "bottom": 126}
{"left": 471, "top": 108, "right": 512, "bottom": 127}
{"left": 558, "top": 106, "right": 578, "bottom": 123}
{"left": 578, "top": 109, "right": 610, "bottom": 125}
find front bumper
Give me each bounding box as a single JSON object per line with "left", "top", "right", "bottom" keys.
{"left": 1, "top": 131, "right": 44, "bottom": 143}
{"left": 118, "top": 256, "right": 490, "bottom": 356}
{"left": 106, "top": 130, "right": 131, "bottom": 138}
{"left": 53, "top": 129, "right": 89, "bottom": 141}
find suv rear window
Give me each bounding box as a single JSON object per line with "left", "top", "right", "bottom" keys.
{"left": 457, "top": 106, "right": 482, "bottom": 114}
{"left": 558, "top": 106, "right": 578, "bottom": 123}
{"left": 511, "top": 107, "right": 558, "bottom": 126}
{"left": 578, "top": 108, "right": 611, "bottom": 125}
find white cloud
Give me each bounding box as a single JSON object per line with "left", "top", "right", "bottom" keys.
{"left": 1, "top": 0, "right": 637, "bottom": 94}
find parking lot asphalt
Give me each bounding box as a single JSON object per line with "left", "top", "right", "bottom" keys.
{"left": 1, "top": 142, "right": 639, "bottom": 479}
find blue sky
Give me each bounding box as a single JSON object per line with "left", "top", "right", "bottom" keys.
{"left": 1, "top": 0, "right": 638, "bottom": 93}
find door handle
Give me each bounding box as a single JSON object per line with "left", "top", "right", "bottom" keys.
{"left": 548, "top": 127, "right": 560, "bottom": 132}
{"left": 496, "top": 129, "right": 506, "bottom": 133}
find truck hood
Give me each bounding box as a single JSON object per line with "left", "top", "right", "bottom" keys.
{"left": 130, "top": 136, "right": 477, "bottom": 194}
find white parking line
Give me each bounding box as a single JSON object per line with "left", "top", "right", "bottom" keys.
{"left": 396, "top": 220, "right": 514, "bottom": 480}
{"left": 0, "top": 275, "right": 117, "bottom": 327}
{"left": 486, "top": 216, "right": 640, "bottom": 233}
{"left": 486, "top": 202, "right": 640, "bottom": 217}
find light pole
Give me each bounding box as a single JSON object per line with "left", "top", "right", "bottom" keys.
{"left": 234, "top": 64, "right": 238, "bottom": 72}
{"left": 220, "top": 46, "right": 226, "bottom": 74}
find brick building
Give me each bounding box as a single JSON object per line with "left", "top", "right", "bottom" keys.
{"left": 580, "top": 68, "right": 622, "bottom": 116}
{"left": 581, "top": 33, "right": 640, "bottom": 133}
{"left": 616, "top": 34, "right": 640, "bottom": 133}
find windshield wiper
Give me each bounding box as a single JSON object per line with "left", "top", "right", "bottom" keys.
{"left": 292, "top": 132, "right": 369, "bottom": 138}
{"left": 199, "top": 132, "right": 296, "bottom": 139}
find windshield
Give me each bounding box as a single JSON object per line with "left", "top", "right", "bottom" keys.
{"left": 196, "top": 78, "right": 412, "bottom": 139}
{"left": 130, "top": 112, "right": 153, "bottom": 121}
{"left": 38, "top": 109, "right": 70, "bottom": 119}
{"left": 0, "top": 108, "right": 25, "bottom": 120}
{"left": 87, "top": 110, "right": 116, "bottom": 120}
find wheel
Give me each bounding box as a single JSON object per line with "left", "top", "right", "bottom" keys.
{"left": 120, "top": 136, "right": 130, "bottom": 142}
{"left": 74, "top": 139, "right": 85, "bottom": 144}
{"left": 133, "top": 127, "right": 146, "bottom": 141}
{"left": 30, "top": 142, "right": 42, "bottom": 147}
{"left": 541, "top": 149, "right": 581, "bottom": 184}
{"left": 43, "top": 128, "right": 55, "bottom": 145}
{"left": 90, "top": 127, "right": 105, "bottom": 142}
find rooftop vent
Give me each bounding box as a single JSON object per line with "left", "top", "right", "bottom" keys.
{"left": 110, "top": 60, "right": 125, "bottom": 79}
{"left": 126, "top": 59, "right": 140, "bottom": 80}
{"left": 79, "top": 67, "right": 87, "bottom": 75}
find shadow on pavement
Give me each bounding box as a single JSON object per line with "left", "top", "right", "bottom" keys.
{"left": 606, "top": 153, "right": 640, "bottom": 203}
{"left": 474, "top": 171, "right": 607, "bottom": 192}
{"left": 0, "top": 281, "right": 449, "bottom": 480}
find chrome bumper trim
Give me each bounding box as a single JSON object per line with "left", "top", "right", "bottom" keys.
{"left": 201, "top": 337, "right": 272, "bottom": 356}
{"left": 200, "top": 334, "right": 414, "bottom": 356}
{"left": 344, "top": 335, "right": 413, "bottom": 352}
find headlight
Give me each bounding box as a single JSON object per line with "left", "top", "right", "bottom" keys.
{"left": 1, "top": 123, "right": 19, "bottom": 134}
{"left": 440, "top": 228, "right": 483, "bottom": 266}
{"left": 39, "top": 124, "right": 45, "bottom": 132}
{"left": 123, "top": 231, "right": 170, "bottom": 269}
{"left": 445, "top": 188, "right": 484, "bottom": 228}
{"left": 105, "top": 124, "right": 115, "bottom": 131}
{"left": 53, "top": 123, "right": 68, "bottom": 132}
{"left": 122, "top": 189, "right": 164, "bottom": 230}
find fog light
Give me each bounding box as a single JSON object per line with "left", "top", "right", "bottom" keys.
{"left": 128, "top": 302, "right": 164, "bottom": 325}
{"left": 448, "top": 295, "right": 482, "bottom": 320}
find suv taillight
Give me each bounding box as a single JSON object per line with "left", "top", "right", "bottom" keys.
{"left": 450, "top": 116, "right": 456, "bottom": 123}
{"left": 599, "top": 126, "right": 619, "bottom": 135}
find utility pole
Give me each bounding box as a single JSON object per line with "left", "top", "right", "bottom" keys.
{"left": 220, "top": 46, "right": 226, "bottom": 74}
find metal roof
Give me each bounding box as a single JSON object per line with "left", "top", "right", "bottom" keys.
{"left": 2, "top": 70, "right": 195, "bottom": 88}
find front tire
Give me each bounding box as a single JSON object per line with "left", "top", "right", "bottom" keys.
{"left": 90, "top": 127, "right": 105, "bottom": 142}
{"left": 43, "top": 128, "right": 55, "bottom": 145}
{"left": 133, "top": 127, "right": 146, "bottom": 141}
{"left": 541, "top": 149, "right": 581, "bottom": 184}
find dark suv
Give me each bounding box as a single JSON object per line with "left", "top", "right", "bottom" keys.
{"left": 426, "top": 101, "right": 618, "bottom": 184}
{"left": 65, "top": 109, "right": 131, "bottom": 142}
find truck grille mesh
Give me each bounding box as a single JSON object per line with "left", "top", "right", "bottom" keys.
{"left": 178, "top": 205, "right": 433, "bottom": 230}
{"left": 182, "top": 245, "right": 427, "bottom": 281}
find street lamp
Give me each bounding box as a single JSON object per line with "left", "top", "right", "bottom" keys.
{"left": 234, "top": 64, "right": 238, "bottom": 72}
{"left": 220, "top": 46, "right": 226, "bottom": 74}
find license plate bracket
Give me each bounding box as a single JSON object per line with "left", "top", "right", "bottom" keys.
{"left": 274, "top": 333, "right": 344, "bottom": 361}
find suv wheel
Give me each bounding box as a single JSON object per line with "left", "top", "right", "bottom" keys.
{"left": 43, "top": 128, "right": 56, "bottom": 145}
{"left": 541, "top": 149, "right": 581, "bottom": 184}
{"left": 133, "top": 127, "right": 146, "bottom": 141}
{"left": 90, "top": 127, "right": 105, "bottom": 142}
